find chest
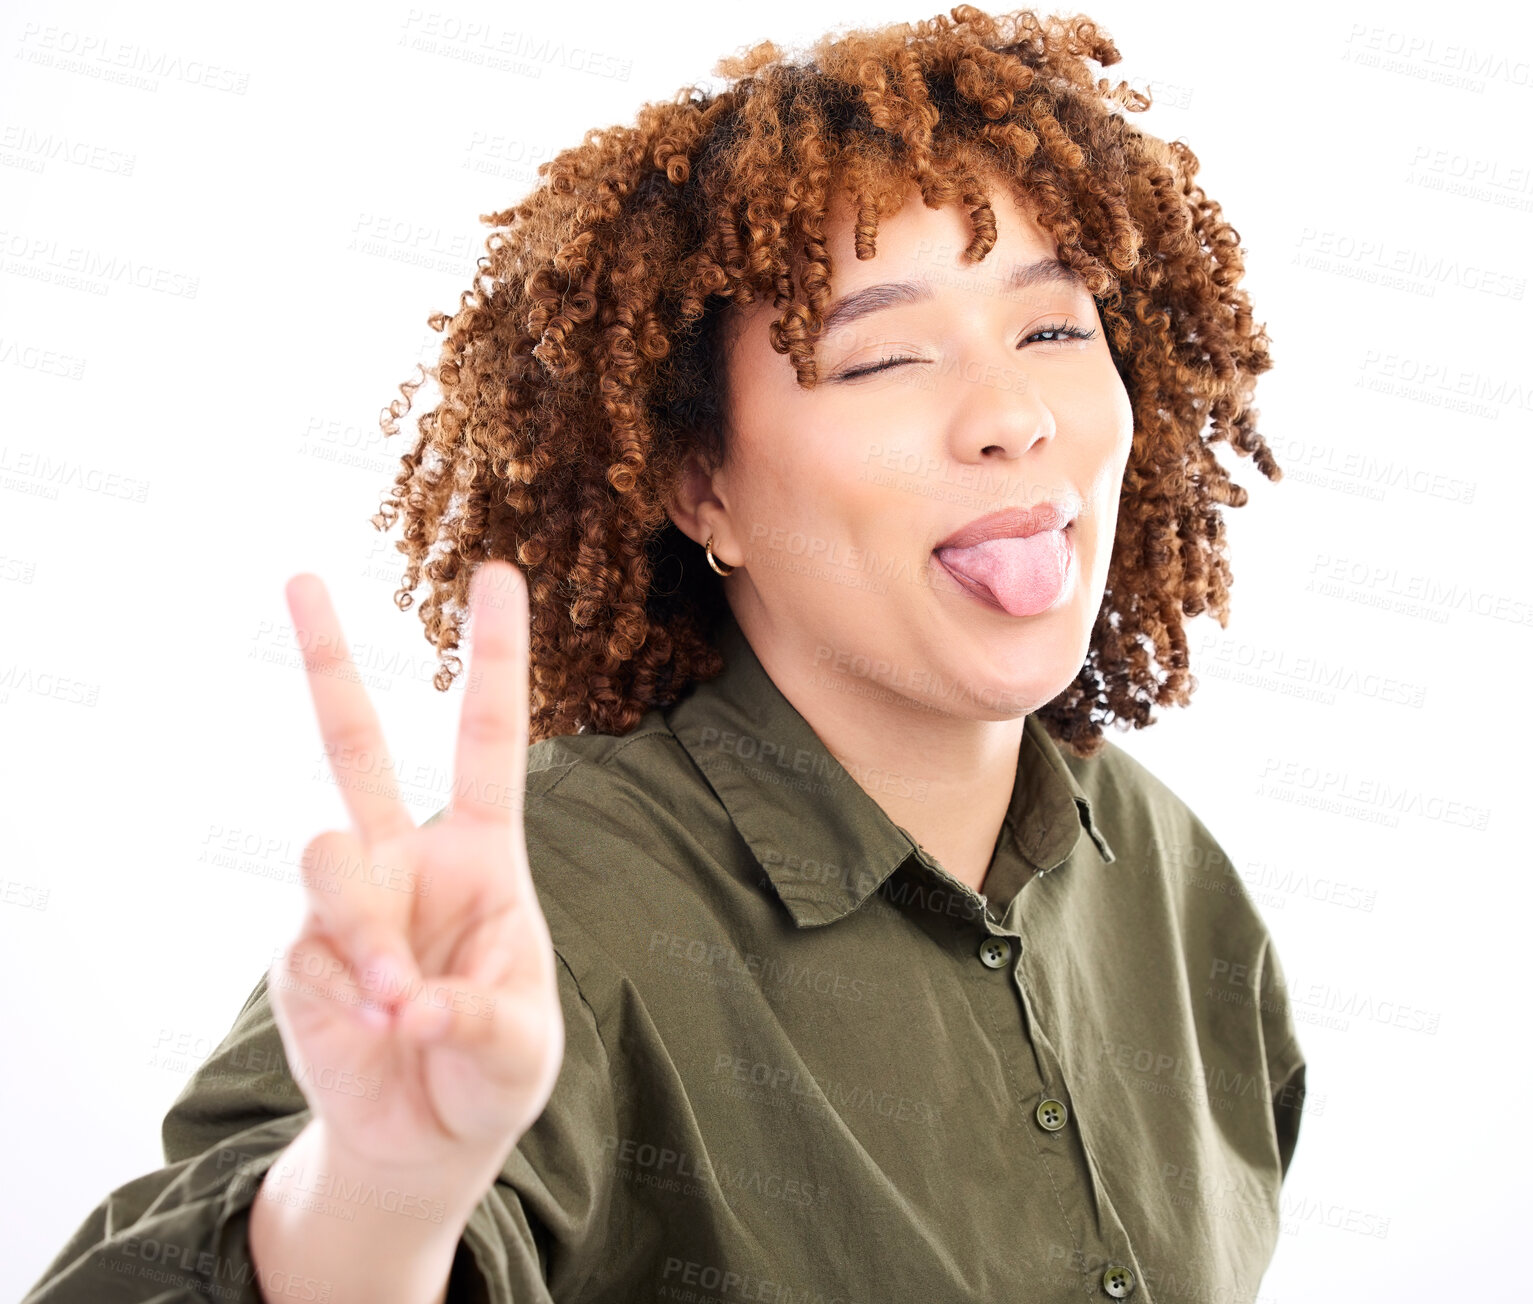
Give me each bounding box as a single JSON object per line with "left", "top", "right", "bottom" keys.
{"left": 589, "top": 864, "right": 1285, "bottom": 1302}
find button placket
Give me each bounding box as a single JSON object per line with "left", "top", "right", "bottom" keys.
{"left": 967, "top": 915, "right": 1139, "bottom": 1300}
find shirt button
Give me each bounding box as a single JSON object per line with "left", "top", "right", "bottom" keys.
{"left": 1036, "top": 1098, "right": 1068, "bottom": 1131}
{"left": 1101, "top": 1264, "right": 1136, "bottom": 1298}
{"left": 977, "top": 936, "right": 1012, "bottom": 969}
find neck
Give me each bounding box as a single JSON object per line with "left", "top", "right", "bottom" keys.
{"left": 737, "top": 607, "right": 1027, "bottom": 896}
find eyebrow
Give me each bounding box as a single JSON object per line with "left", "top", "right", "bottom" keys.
{"left": 819, "top": 257, "right": 1090, "bottom": 335}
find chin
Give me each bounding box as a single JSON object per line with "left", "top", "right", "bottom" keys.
{"left": 945, "top": 664, "right": 1074, "bottom": 721}
{"left": 970, "top": 634, "right": 1088, "bottom": 712}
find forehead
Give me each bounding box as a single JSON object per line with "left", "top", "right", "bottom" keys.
{"left": 728, "top": 174, "right": 1060, "bottom": 343}
{"left": 822, "top": 175, "right": 1056, "bottom": 274}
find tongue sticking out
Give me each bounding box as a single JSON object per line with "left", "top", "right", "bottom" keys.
{"left": 935, "top": 531, "right": 1071, "bottom": 617}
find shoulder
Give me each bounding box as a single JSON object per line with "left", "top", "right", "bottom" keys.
{"left": 1060, "top": 733, "right": 1302, "bottom": 1044}
{"left": 514, "top": 713, "right": 746, "bottom": 1012}
{"left": 1059, "top": 731, "right": 1192, "bottom": 829}
{"left": 523, "top": 712, "right": 692, "bottom": 805}
{"left": 1058, "top": 732, "right": 1272, "bottom": 941}
{"left": 1061, "top": 732, "right": 1228, "bottom": 869}
{"left": 520, "top": 711, "right": 722, "bottom": 864}
{"left": 431, "top": 710, "right": 713, "bottom": 851}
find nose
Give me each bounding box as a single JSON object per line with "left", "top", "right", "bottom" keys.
{"left": 943, "top": 349, "right": 1056, "bottom": 463}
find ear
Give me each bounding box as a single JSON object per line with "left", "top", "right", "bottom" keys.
{"left": 664, "top": 445, "right": 740, "bottom": 565}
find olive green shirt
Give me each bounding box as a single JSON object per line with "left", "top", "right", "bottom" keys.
{"left": 26, "top": 608, "right": 1306, "bottom": 1304}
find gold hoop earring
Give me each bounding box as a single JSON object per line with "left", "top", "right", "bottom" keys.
{"left": 704, "top": 534, "right": 736, "bottom": 577}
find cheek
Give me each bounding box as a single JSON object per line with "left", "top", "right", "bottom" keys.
{"left": 1084, "top": 365, "right": 1135, "bottom": 472}
{"left": 1071, "top": 369, "right": 1133, "bottom": 550}
{"left": 728, "top": 424, "right": 871, "bottom": 554}
{"left": 1110, "top": 378, "right": 1135, "bottom": 461}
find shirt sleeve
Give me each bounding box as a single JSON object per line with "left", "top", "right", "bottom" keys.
{"left": 22, "top": 948, "right": 619, "bottom": 1303}
{"left": 1257, "top": 934, "right": 1307, "bottom": 1184}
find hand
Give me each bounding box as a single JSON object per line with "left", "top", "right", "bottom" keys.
{"left": 267, "top": 560, "right": 564, "bottom": 1176}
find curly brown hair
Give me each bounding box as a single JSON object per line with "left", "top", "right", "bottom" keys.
{"left": 370, "top": 4, "right": 1282, "bottom": 758}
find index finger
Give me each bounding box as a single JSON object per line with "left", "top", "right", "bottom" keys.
{"left": 451, "top": 561, "right": 531, "bottom": 827}
{"left": 285, "top": 572, "right": 415, "bottom": 844}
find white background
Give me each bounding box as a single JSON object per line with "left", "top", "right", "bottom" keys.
{"left": 2, "top": 0, "right": 1529, "bottom": 1298}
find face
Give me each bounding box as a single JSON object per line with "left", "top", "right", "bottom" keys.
{"left": 684, "top": 175, "right": 1135, "bottom": 722}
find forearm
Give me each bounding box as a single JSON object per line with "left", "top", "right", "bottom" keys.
{"left": 248, "top": 1117, "right": 503, "bottom": 1304}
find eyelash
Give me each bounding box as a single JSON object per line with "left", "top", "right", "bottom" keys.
{"left": 837, "top": 321, "right": 1098, "bottom": 381}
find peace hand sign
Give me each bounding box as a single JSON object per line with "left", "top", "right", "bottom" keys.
{"left": 267, "top": 560, "right": 564, "bottom": 1175}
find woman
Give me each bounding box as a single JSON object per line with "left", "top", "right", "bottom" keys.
{"left": 26, "top": 7, "right": 1304, "bottom": 1303}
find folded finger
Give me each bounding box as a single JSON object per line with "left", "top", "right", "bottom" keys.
{"left": 298, "top": 828, "right": 423, "bottom": 1008}
{"left": 269, "top": 929, "right": 392, "bottom": 1030}
{"left": 393, "top": 972, "right": 521, "bottom": 1054}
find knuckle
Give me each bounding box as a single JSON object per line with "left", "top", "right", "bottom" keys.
{"left": 322, "top": 717, "right": 382, "bottom": 768}
{"left": 303, "top": 828, "right": 350, "bottom": 859}
{"left": 458, "top": 704, "right": 514, "bottom": 746}
{"left": 301, "top": 832, "right": 358, "bottom": 885}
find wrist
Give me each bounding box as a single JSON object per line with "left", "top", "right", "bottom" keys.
{"left": 273, "top": 1119, "right": 506, "bottom": 1237}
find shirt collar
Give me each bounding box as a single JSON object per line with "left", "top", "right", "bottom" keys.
{"left": 666, "top": 608, "right": 1115, "bottom": 929}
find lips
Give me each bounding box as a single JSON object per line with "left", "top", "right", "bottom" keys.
{"left": 931, "top": 501, "right": 1078, "bottom": 551}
